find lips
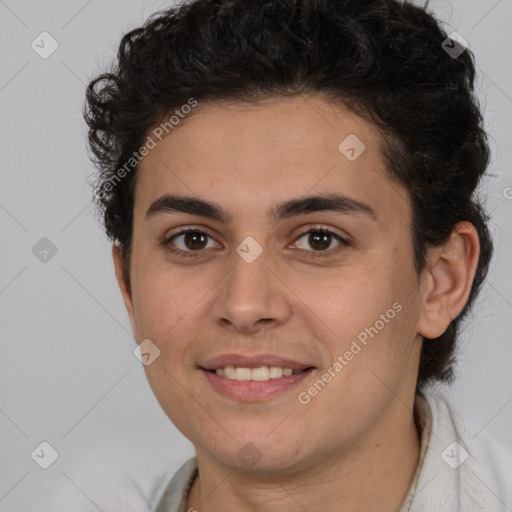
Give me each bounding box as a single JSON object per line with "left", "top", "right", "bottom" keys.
{"left": 199, "top": 353, "right": 315, "bottom": 372}
{"left": 200, "top": 365, "right": 315, "bottom": 401}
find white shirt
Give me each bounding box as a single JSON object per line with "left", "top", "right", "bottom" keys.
{"left": 45, "top": 386, "right": 512, "bottom": 511}
{"left": 153, "top": 387, "right": 512, "bottom": 512}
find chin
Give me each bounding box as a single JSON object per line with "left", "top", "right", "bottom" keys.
{"left": 196, "top": 434, "right": 311, "bottom": 474}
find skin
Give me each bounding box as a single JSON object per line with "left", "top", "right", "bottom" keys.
{"left": 113, "top": 95, "right": 479, "bottom": 512}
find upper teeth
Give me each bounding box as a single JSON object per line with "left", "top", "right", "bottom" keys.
{"left": 215, "top": 366, "right": 297, "bottom": 381}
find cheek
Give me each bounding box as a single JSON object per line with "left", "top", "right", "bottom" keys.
{"left": 294, "top": 266, "right": 391, "bottom": 336}
{"left": 302, "top": 259, "right": 417, "bottom": 374}
{"left": 131, "top": 270, "right": 173, "bottom": 338}
{"left": 130, "top": 259, "right": 223, "bottom": 359}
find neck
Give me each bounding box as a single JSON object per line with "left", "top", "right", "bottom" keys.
{"left": 186, "top": 397, "right": 421, "bottom": 512}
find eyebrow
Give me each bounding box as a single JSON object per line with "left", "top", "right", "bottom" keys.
{"left": 145, "top": 193, "right": 378, "bottom": 223}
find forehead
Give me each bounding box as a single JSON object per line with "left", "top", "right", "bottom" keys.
{"left": 134, "top": 95, "right": 410, "bottom": 228}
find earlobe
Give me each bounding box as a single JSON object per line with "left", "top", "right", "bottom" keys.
{"left": 417, "top": 222, "right": 480, "bottom": 339}
{"left": 112, "top": 243, "right": 136, "bottom": 332}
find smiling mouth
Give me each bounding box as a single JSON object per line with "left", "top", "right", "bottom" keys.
{"left": 204, "top": 366, "right": 315, "bottom": 382}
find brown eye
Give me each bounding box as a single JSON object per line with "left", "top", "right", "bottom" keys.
{"left": 181, "top": 231, "right": 209, "bottom": 250}
{"left": 308, "top": 231, "right": 332, "bottom": 251}
{"left": 292, "top": 228, "right": 350, "bottom": 259}
{"left": 163, "top": 229, "right": 220, "bottom": 257}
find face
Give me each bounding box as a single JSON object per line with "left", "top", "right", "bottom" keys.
{"left": 115, "top": 95, "right": 427, "bottom": 474}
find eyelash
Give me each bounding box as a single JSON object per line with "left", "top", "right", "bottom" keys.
{"left": 161, "top": 226, "right": 351, "bottom": 260}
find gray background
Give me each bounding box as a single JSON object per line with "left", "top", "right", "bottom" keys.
{"left": 1, "top": 0, "right": 511, "bottom": 510}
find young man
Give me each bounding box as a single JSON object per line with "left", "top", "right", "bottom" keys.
{"left": 83, "top": 0, "right": 511, "bottom": 510}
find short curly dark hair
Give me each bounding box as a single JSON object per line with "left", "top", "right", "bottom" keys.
{"left": 84, "top": 0, "right": 493, "bottom": 389}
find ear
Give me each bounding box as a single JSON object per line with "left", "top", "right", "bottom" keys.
{"left": 417, "top": 221, "right": 480, "bottom": 339}
{"left": 112, "top": 243, "right": 137, "bottom": 335}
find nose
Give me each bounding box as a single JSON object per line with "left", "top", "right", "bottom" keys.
{"left": 210, "top": 246, "right": 292, "bottom": 334}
